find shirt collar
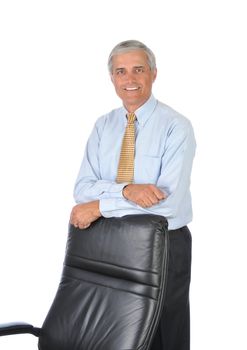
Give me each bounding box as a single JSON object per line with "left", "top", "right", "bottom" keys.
{"left": 122, "top": 94, "right": 158, "bottom": 127}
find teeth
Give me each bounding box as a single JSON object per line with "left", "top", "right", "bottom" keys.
{"left": 125, "top": 87, "right": 139, "bottom": 91}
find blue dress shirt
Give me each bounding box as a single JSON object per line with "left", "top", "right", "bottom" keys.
{"left": 74, "top": 95, "right": 196, "bottom": 230}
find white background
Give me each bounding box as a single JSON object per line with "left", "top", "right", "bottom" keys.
{"left": 0, "top": 0, "right": 246, "bottom": 349}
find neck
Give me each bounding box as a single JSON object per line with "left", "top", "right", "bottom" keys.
{"left": 123, "top": 96, "right": 151, "bottom": 113}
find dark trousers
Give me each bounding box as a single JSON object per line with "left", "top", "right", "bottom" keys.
{"left": 150, "top": 226, "right": 192, "bottom": 350}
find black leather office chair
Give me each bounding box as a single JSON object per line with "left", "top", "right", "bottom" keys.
{"left": 0, "top": 214, "right": 169, "bottom": 350}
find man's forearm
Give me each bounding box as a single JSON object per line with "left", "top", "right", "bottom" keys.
{"left": 74, "top": 179, "right": 128, "bottom": 203}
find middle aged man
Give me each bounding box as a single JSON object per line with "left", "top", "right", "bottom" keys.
{"left": 70, "top": 40, "right": 196, "bottom": 350}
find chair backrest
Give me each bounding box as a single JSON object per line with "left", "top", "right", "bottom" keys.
{"left": 38, "top": 214, "right": 168, "bottom": 350}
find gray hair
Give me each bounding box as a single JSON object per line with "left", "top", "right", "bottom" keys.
{"left": 108, "top": 40, "right": 156, "bottom": 73}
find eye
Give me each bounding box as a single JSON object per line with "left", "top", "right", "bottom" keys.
{"left": 116, "top": 69, "right": 125, "bottom": 75}
{"left": 135, "top": 67, "right": 144, "bottom": 73}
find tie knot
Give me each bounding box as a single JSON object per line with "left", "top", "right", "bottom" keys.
{"left": 127, "top": 113, "right": 136, "bottom": 124}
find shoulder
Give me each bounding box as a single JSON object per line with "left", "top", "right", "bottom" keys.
{"left": 95, "top": 107, "right": 124, "bottom": 133}
{"left": 155, "top": 101, "right": 196, "bottom": 148}
{"left": 95, "top": 106, "right": 123, "bottom": 127}
{"left": 156, "top": 100, "right": 193, "bottom": 130}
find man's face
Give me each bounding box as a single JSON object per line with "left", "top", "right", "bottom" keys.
{"left": 110, "top": 50, "right": 157, "bottom": 112}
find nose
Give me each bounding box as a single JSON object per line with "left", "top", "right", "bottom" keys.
{"left": 124, "top": 71, "right": 136, "bottom": 84}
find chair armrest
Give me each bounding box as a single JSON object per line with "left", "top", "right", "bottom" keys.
{"left": 0, "top": 322, "right": 41, "bottom": 337}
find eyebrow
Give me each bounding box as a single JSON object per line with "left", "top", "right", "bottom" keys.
{"left": 115, "top": 65, "right": 145, "bottom": 71}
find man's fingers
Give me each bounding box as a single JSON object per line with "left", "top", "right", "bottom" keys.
{"left": 78, "top": 222, "right": 91, "bottom": 229}
{"left": 145, "top": 191, "right": 160, "bottom": 205}
{"left": 143, "top": 185, "right": 165, "bottom": 205}
{"left": 150, "top": 186, "right": 166, "bottom": 200}
{"left": 138, "top": 197, "right": 154, "bottom": 208}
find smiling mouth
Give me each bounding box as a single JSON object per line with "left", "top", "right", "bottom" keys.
{"left": 124, "top": 87, "right": 140, "bottom": 91}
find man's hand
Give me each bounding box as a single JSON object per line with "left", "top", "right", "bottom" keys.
{"left": 123, "top": 184, "right": 166, "bottom": 208}
{"left": 70, "top": 200, "right": 101, "bottom": 229}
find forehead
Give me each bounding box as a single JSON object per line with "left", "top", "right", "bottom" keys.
{"left": 112, "top": 50, "right": 149, "bottom": 68}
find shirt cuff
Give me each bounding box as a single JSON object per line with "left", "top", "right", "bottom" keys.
{"left": 99, "top": 198, "right": 146, "bottom": 218}
{"left": 100, "top": 198, "right": 129, "bottom": 217}
{"left": 107, "top": 182, "right": 129, "bottom": 198}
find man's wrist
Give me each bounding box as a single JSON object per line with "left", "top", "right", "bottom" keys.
{"left": 93, "top": 200, "right": 102, "bottom": 217}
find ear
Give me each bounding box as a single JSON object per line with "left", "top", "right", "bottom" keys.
{"left": 110, "top": 73, "right": 114, "bottom": 84}
{"left": 152, "top": 68, "right": 157, "bottom": 82}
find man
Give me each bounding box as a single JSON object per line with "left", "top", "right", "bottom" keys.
{"left": 70, "top": 40, "right": 196, "bottom": 350}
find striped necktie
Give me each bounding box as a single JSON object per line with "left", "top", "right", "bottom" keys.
{"left": 116, "top": 113, "right": 136, "bottom": 183}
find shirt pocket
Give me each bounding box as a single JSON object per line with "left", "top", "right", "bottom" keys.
{"left": 135, "top": 155, "right": 162, "bottom": 184}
